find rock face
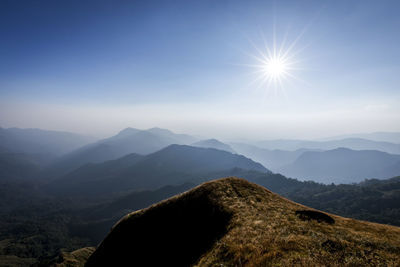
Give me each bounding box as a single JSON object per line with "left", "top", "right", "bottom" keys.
{"left": 85, "top": 177, "right": 400, "bottom": 267}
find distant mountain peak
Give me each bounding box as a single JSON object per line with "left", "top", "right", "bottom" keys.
{"left": 192, "top": 139, "right": 235, "bottom": 153}
{"left": 47, "top": 144, "right": 270, "bottom": 196}
{"left": 200, "top": 138, "right": 224, "bottom": 145}
{"left": 147, "top": 127, "right": 174, "bottom": 134}
{"left": 204, "top": 138, "right": 219, "bottom": 142}
{"left": 331, "top": 147, "right": 352, "bottom": 152}
{"left": 115, "top": 127, "right": 141, "bottom": 137}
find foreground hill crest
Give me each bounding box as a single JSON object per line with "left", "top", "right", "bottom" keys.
{"left": 85, "top": 177, "right": 400, "bottom": 267}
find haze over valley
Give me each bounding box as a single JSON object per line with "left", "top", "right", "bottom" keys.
{"left": 1, "top": 125, "right": 400, "bottom": 266}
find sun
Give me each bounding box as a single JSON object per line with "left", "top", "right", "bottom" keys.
{"left": 263, "top": 56, "right": 287, "bottom": 79}
{"left": 251, "top": 50, "right": 294, "bottom": 91}
{"left": 245, "top": 32, "right": 304, "bottom": 93}
{"left": 246, "top": 46, "right": 297, "bottom": 92}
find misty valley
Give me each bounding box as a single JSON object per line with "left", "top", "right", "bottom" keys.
{"left": 0, "top": 126, "right": 400, "bottom": 266}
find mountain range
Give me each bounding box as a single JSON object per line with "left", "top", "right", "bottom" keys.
{"left": 192, "top": 139, "right": 236, "bottom": 153}
{"left": 1, "top": 126, "right": 400, "bottom": 186}
{"left": 2, "top": 124, "right": 400, "bottom": 266}
{"left": 278, "top": 147, "right": 400, "bottom": 183}
{"left": 322, "top": 131, "right": 400, "bottom": 144}
{"left": 42, "top": 127, "right": 199, "bottom": 177}
{"left": 46, "top": 145, "right": 269, "bottom": 196}
{"left": 2, "top": 126, "right": 400, "bottom": 186}
{"left": 255, "top": 137, "right": 400, "bottom": 154}
{"left": 230, "top": 142, "right": 319, "bottom": 170}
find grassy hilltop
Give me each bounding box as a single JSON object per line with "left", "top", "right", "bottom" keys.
{"left": 82, "top": 177, "right": 400, "bottom": 267}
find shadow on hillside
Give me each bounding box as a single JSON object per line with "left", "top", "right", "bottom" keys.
{"left": 85, "top": 190, "right": 232, "bottom": 267}
{"left": 295, "top": 210, "right": 335, "bottom": 224}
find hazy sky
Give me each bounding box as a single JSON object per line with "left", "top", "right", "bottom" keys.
{"left": 1, "top": 0, "right": 399, "bottom": 140}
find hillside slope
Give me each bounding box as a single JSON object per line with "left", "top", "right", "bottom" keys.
{"left": 287, "top": 176, "right": 400, "bottom": 226}
{"left": 0, "top": 152, "right": 41, "bottom": 180}
{"left": 85, "top": 178, "right": 400, "bottom": 267}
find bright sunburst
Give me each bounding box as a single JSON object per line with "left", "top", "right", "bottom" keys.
{"left": 245, "top": 32, "right": 304, "bottom": 95}
{"left": 252, "top": 48, "right": 295, "bottom": 91}
{"left": 263, "top": 56, "right": 287, "bottom": 79}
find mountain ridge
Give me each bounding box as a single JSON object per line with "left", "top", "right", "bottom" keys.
{"left": 255, "top": 137, "right": 400, "bottom": 154}
{"left": 192, "top": 139, "right": 235, "bottom": 153}
{"left": 42, "top": 127, "right": 199, "bottom": 178}
{"left": 279, "top": 147, "right": 400, "bottom": 183}
{"left": 46, "top": 145, "right": 269, "bottom": 196}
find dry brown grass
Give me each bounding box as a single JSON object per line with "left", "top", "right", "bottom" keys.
{"left": 51, "top": 247, "right": 95, "bottom": 267}
{"left": 191, "top": 178, "right": 400, "bottom": 267}
{"left": 86, "top": 177, "right": 400, "bottom": 266}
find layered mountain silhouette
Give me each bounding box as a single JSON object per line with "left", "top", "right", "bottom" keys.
{"left": 2, "top": 126, "right": 400, "bottom": 266}
{"left": 44, "top": 128, "right": 198, "bottom": 177}
{"left": 191, "top": 139, "right": 235, "bottom": 153}
{"left": 94, "top": 127, "right": 197, "bottom": 156}
{"left": 3, "top": 126, "right": 400, "bottom": 186}
{"left": 256, "top": 137, "right": 400, "bottom": 154}
{"left": 279, "top": 147, "right": 400, "bottom": 183}
{"left": 84, "top": 178, "right": 400, "bottom": 267}
{"left": 323, "top": 131, "right": 400, "bottom": 144}
{"left": 47, "top": 145, "right": 269, "bottom": 196}
{"left": 231, "top": 142, "right": 319, "bottom": 171}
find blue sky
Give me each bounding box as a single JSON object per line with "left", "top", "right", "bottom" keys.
{"left": 1, "top": 0, "right": 399, "bottom": 139}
